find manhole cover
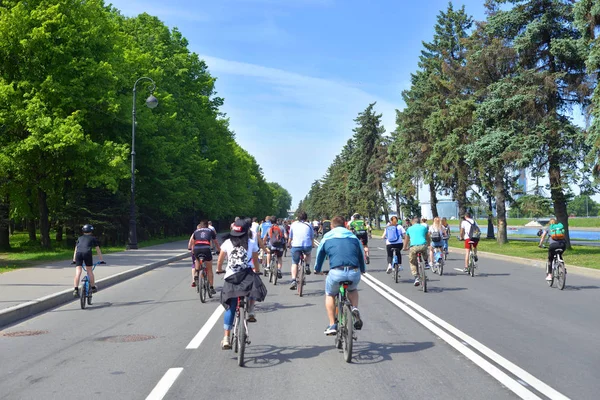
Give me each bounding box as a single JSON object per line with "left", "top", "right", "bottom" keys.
{"left": 0, "top": 330, "right": 49, "bottom": 337}
{"left": 97, "top": 334, "right": 156, "bottom": 343}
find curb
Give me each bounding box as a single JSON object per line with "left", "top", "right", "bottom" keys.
{"left": 449, "top": 247, "right": 600, "bottom": 279}
{"left": 0, "top": 252, "right": 189, "bottom": 329}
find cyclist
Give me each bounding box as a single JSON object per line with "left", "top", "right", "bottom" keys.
{"left": 288, "top": 211, "right": 314, "bottom": 290}
{"left": 258, "top": 216, "right": 272, "bottom": 268}
{"left": 366, "top": 218, "right": 373, "bottom": 239}
{"left": 265, "top": 216, "right": 286, "bottom": 280}
{"left": 459, "top": 212, "right": 480, "bottom": 273}
{"left": 382, "top": 216, "right": 405, "bottom": 273}
{"left": 216, "top": 219, "right": 267, "bottom": 349}
{"left": 421, "top": 217, "right": 428, "bottom": 227}
{"left": 187, "top": 221, "right": 221, "bottom": 294}
{"left": 441, "top": 217, "right": 451, "bottom": 256}
{"left": 283, "top": 219, "right": 291, "bottom": 257}
{"left": 428, "top": 217, "right": 445, "bottom": 267}
{"left": 403, "top": 216, "right": 430, "bottom": 286}
{"left": 312, "top": 218, "right": 320, "bottom": 237}
{"left": 538, "top": 218, "right": 566, "bottom": 281}
{"left": 320, "top": 217, "right": 332, "bottom": 236}
{"left": 314, "top": 216, "right": 364, "bottom": 335}
{"left": 208, "top": 221, "right": 217, "bottom": 254}
{"left": 349, "top": 213, "right": 370, "bottom": 264}
{"left": 72, "top": 224, "right": 104, "bottom": 297}
{"left": 250, "top": 217, "right": 259, "bottom": 239}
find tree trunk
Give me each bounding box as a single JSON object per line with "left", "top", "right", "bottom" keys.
{"left": 55, "top": 222, "right": 63, "bottom": 242}
{"left": 549, "top": 155, "right": 570, "bottom": 248}
{"left": 38, "top": 188, "right": 51, "bottom": 249}
{"left": 0, "top": 194, "right": 10, "bottom": 251}
{"left": 495, "top": 171, "right": 508, "bottom": 244}
{"left": 27, "top": 218, "right": 37, "bottom": 241}
{"left": 455, "top": 167, "right": 468, "bottom": 218}
{"left": 486, "top": 194, "right": 495, "bottom": 239}
{"left": 379, "top": 182, "right": 389, "bottom": 223}
{"left": 394, "top": 192, "right": 402, "bottom": 220}
{"left": 429, "top": 181, "right": 439, "bottom": 218}
{"left": 9, "top": 219, "right": 15, "bottom": 235}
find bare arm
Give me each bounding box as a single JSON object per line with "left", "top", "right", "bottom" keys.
{"left": 188, "top": 234, "right": 195, "bottom": 250}
{"left": 95, "top": 246, "right": 103, "bottom": 261}
{"left": 216, "top": 250, "right": 226, "bottom": 272}
{"left": 252, "top": 251, "right": 260, "bottom": 273}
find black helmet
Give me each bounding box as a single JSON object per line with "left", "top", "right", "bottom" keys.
{"left": 82, "top": 224, "right": 94, "bottom": 233}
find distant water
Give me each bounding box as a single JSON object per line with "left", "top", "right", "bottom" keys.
{"left": 504, "top": 227, "right": 600, "bottom": 241}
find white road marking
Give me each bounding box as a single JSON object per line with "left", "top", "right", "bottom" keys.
{"left": 378, "top": 247, "right": 385, "bottom": 250}
{"left": 186, "top": 305, "right": 224, "bottom": 349}
{"left": 362, "top": 273, "right": 570, "bottom": 400}
{"left": 146, "top": 368, "right": 183, "bottom": 400}
{"left": 454, "top": 268, "right": 466, "bottom": 272}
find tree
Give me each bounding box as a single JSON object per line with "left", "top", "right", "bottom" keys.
{"left": 568, "top": 195, "right": 599, "bottom": 217}
{"left": 268, "top": 182, "right": 292, "bottom": 218}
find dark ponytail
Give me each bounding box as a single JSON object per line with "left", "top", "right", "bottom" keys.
{"left": 230, "top": 232, "right": 249, "bottom": 250}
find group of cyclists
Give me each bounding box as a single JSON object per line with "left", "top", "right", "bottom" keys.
{"left": 184, "top": 210, "right": 565, "bottom": 350}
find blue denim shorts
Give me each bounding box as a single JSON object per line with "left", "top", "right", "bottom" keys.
{"left": 431, "top": 241, "right": 444, "bottom": 248}
{"left": 292, "top": 246, "right": 312, "bottom": 264}
{"left": 326, "top": 267, "right": 361, "bottom": 296}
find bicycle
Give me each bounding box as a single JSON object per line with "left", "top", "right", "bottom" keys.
{"left": 391, "top": 248, "right": 402, "bottom": 283}
{"left": 193, "top": 255, "right": 213, "bottom": 303}
{"left": 333, "top": 280, "right": 357, "bottom": 363}
{"left": 466, "top": 241, "right": 477, "bottom": 277}
{"left": 267, "top": 249, "right": 279, "bottom": 285}
{"left": 544, "top": 246, "right": 567, "bottom": 290}
{"left": 297, "top": 252, "right": 307, "bottom": 297}
{"left": 416, "top": 251, "right": 427, "bottom": 292}
{"left": 432, "top": 246, "right": 444, "bottom": 276}
{"left": 76, "top": 261, "right": 104, "bottom": 309}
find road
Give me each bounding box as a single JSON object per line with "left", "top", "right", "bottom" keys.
{"left": 1, "top": 238, "right": 599, "bottom": 400}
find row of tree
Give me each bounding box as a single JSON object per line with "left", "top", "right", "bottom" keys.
{"left": 300, "top": 0, "right": 600, "bottom": 248}
{"left": 0, "top": 0, "right": 291, "bottom": 250}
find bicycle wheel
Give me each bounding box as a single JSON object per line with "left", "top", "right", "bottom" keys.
{"left": 272, "top": 262, "right": 278, "bottom": 286}
{"left": 421, "top": 263, "right": 427, "bottom": 293}
{"left": 80, "top": 280, "right": 87, "bottom": 310}
{"left": 237, "top": 303, "right": 246, "bottom": 367}
{"left": 199, "top": 273, "right": 207, "bottom": 303}
{"left": 469, "top": 253, "right": 475, "bottom": 277}
{"left": 206, "top": 272, "right": 214, "bottom": 299}
{"left": 334, "top": 297, "right": 342, "bottom": 349}
{"left": 342, "top": 304, "right": 354, "bottom": 363}
{"left": 195, "top": 274, "right": 200, "bottom": 294}
{"left": 233, "top": 312, "right": 239, "bottom": 354}
{"left": 439, "top": 258, "right": 444, "bottom": 276}
{"left": 298, "top": 261, "right": 305, "bottom": 297}
{"left": 557, "top": 262, "right": 566, "bottom": 290}
{"left": 394, "top": 263, "right": 399, "bottom": 283}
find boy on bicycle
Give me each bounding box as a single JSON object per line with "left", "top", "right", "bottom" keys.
{"left": 538, "top": 218, "right": 566, "bottom": 281}
{"left": 72, "top": 224, "right": 104, "bottom": 297}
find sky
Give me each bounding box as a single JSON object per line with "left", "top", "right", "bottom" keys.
{"left": 107, "top": 0, "right": 595, "bottom": 209}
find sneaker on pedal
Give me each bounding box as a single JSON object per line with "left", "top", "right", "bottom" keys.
{"left": 221, "top": 336, "right": 231, "bottom": 350}
{"left": 474, "top": 254, "right": 478, "bottom": 262}
{"left": 324, "top": 324, "right": 338, "bottom": 335}
{"left": 386, "top": 264, "right": 393, "bottom": 274}
{"left": 366, "top": 256, "right": 370, "bottom": 265}
{"left": 210, "top": 287, "right": 217, "bottom": 295}
{"left": 463, "top": 267, "right": 469, "bottom": 273}
{"left": 73, "top": 288, "right": 79, "bottom": 297}
{"left": 277, "top": 270, "right": 282, "bottom": 279}
{"left": 191, "top": 281, "right": 197, "bottom": 288}
{"left": 91, "top": 286, "right": 98, "bottom": 293}
{"left": 413, "top": 277, "right": 420, "bottom": 287}
{"left": 546, "top": 273, "right": 553, "bottom": 281}
{"left": 425, "top": 263, "right": 431, "bottom": 270}
{"left": 247, "top": 313, "right": 257, "bottom": 323}
{"left": 305, "top": 266, "right": 311, "bottom": 275}
{"left": 351, "top": 307, "right": 363, "bottom": 330}
{"left": 290, "top": 281, "right": 297, "bottom": 290}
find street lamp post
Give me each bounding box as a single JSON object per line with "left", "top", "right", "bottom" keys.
{"left": 128, "top": 77, "right": 158, "bottom": 250}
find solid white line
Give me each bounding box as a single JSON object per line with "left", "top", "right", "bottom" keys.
{"left": 378, "top": 247, "right": 385, "bottom": 250}
{"left": 363, "top": 274, "right": 570, "bottom": 400}
{"left": 146, "top": 368, "right": 183, "bottom": 400}
{"left": 186, "top": 305, "right": 224, "bottom": 349}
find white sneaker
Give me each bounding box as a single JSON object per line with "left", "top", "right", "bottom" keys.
{"left": 414, "top": 277, "right": 420, "bottom": 287}
{"left": 386, "top": 264, "right": 393, "bottom": 274}
{"left": 221, "top": 336, "right": 231, "bottom": 350}
{"left": 545, "top": 274, "right": 553, "bottom": 281}
{"left": 399, "top": 265, "right": 404, "bottom": 271}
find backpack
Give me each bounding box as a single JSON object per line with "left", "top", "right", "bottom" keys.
{"left": 549, "top": 223, "right": 565, "bottom": 241}
{"left": 385, "top": 225, "right": 400, "bottom": 242}
{"left": 227, "top": 244, "right": 249, "bottom": 274}
{"left": 322, "top": 220, "right": 331, "bottom": 232}
{"left": 269, "top": 226, "right": 285, "bottom": 248}
{"left": 466, "top": 220, "right": 481, "bottom": 240}
{"left": 431, "top": 229, "right": 442, "bottom": 242}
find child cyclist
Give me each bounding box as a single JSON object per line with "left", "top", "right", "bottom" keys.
{"left": 72, "top": 224, "right": 105, "bottom": 297}
{"left": 216, "top": 219, "right": 267, "bottom": 350}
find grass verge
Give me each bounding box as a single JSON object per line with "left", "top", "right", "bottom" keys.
{"left": 0, "top": 233, "right": 189, "bottom": 274}
{"left": 449, "top": 239, "right": 600, "bottom": 270}
{"left": 445, "top": 217, "right": 600, "bottom": 228}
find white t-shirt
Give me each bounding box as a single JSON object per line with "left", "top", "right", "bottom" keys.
{"left": 289, "top": 220, "right": 313, "bottom": 247}
{"left": 220, "top": 238, "right": 259, "bottom": 279}
{"left": 461, "top": 218, "right": 476, "bottom": 240}
{"left": 312, "top": 220, "right": 319, "bottom": 227}
{"left": 208, "top": 225, "right": 217, "bottom": 234}
{"left": 384, "top": 224, "right": 405, "bottom": 245}
{"left": 250, "top": 222, "right": 259, "bottom": 238}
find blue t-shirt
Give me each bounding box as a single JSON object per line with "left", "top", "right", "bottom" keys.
{"left": 406, "top": 224, "right": 428, "bottom": 246}
{"left": 260, "top": 221, "right": 272, "bottom": 239}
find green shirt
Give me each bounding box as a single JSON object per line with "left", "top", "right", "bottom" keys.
{"left": 350, "top": 219, "right": 366, "bottom": 232}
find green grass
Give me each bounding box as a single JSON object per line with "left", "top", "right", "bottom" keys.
{"left": 449, "top": 238, "right": 600, "bottom": 270}
{"left": 0, "top": 233, "right": 189, "bottom": 273}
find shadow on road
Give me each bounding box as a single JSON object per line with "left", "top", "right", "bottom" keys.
{"left": 563, "top": 285, "right": 600, "bottom": 291}
{"left": 257, "top": 302, "right": 315, "bottom": 313}
{"left": 477, "top": 273, "right": 511, "bottom": 277}
{"left": 425, "top": 286, "right": 468, "bottom": 293}
{"left": 241, "top": 340, "right": 434, "bottom": 367}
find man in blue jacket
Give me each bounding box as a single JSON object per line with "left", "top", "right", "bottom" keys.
{"left": 314, "top": 216, "right": 365, "bottom": 336}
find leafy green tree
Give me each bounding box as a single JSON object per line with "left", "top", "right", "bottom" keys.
{"left": 268, "top": 182, "right": 292, "bottom": 218}
{"left": 568, "top": 195, "right": 599, "bottom": 217}
{"left": 508, "top": 195, "right": 553, "bottom": 218}
{"left": 486, "top": 0, "right": 588, "bottom": 248}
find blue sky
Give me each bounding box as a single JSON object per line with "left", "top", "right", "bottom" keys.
{"left": 108, "top": 0, "right": 490, "bottom": 206}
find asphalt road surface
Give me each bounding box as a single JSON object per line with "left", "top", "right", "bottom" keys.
{"left": 1, "top": 238, "right": 598, "bottom": 400}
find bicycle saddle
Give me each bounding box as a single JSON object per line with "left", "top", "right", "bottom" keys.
{"left": 339, "top": 281, "right": 353, "bottom": 286}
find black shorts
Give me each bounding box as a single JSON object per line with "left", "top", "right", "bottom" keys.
{"left": 193, "top": 245, "right": 213, "bottom": 262}
{"left": 356, "top": 232, "right": 368, "bottom": 246}
{"left": 269, "top": 246, "right": 284, "bottom": 258}
{"left": 75, "top": 252, "right": 93, "bottom": 267}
